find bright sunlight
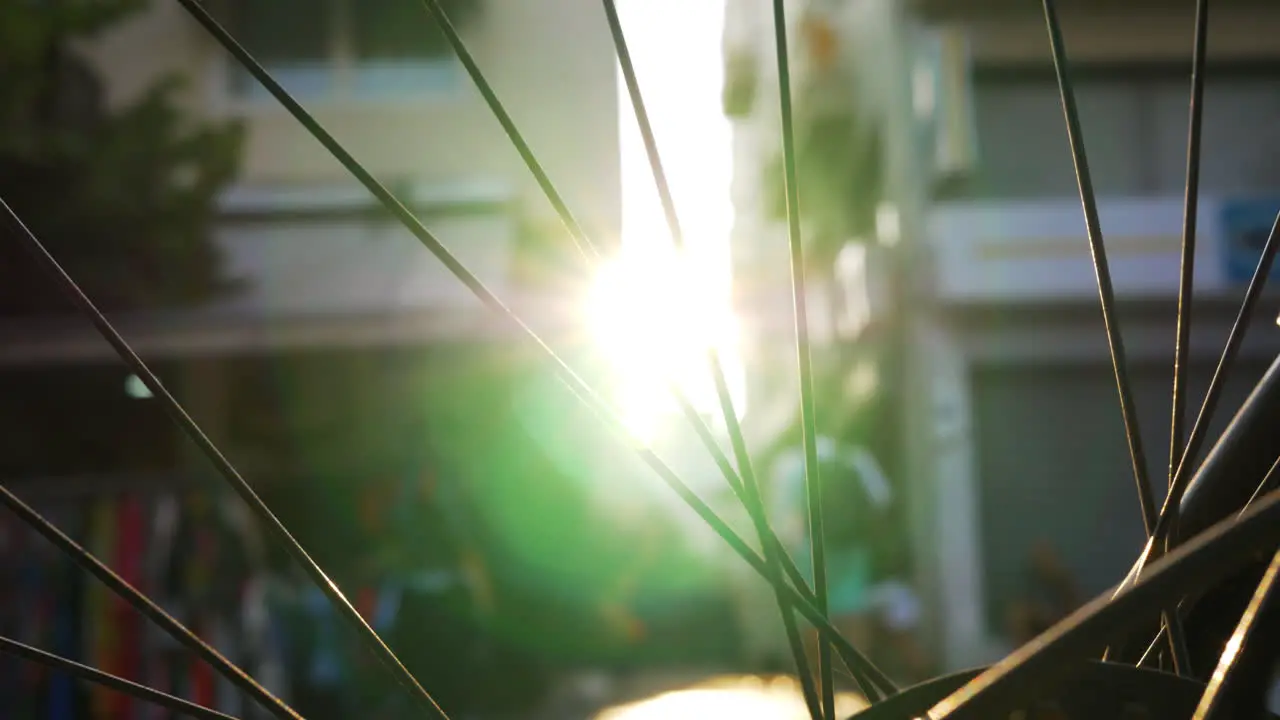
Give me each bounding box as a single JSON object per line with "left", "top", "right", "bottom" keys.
{"left": 592, "top": 675, "right": 869, "bottom": 720}
{"left": 587, "top": 246, "right": 743, "bottom": 444}
{"left": 590, "top": 0, "right": 743, "bottom": 445}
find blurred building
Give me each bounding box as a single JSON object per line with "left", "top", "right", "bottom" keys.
{"left": 1, "top": 0, "right": 622, "bottom": 485}
{"left": 0, "top": 1, "right": 634, "bottom": 715}
{"left": 724, "top": 0, "right": 1280, "bottom": 672}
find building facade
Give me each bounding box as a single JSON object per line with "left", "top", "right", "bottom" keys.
{"left": 1, "top": 0, "right": 625, "bottom": 479}
{"left": 915, "top": 0, "right": 1280, "bottom": 669}
{"left": 6, "top": 0, "right": 620, "bottom": 364}
{"left": 725, "top": 0, "right": 1280, "bottom": 671}
{"left": 0, "top": 2, "right": 641, "bottom": 713}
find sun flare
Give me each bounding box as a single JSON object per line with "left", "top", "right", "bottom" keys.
{"left": 587, "top": 246, "right": 744, "bottom": 444}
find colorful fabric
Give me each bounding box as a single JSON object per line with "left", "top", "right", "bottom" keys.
{"left": 0, "top": 490, "right": 285, "bottom": 719}
{"left": 85, "top": 499, "right": 116, "bottom": 717}
{"left": 114, "top": 497, "right": 145, "bottom": 720}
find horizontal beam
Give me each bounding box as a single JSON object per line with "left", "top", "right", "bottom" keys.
{"left": 0, "top": 288, "right": 819, "bottom": 367}
{"left": 911, "top": 0, "right": 1274, "bottom": 22}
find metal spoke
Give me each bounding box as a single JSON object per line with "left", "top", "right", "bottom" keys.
{"left": 601, "top": 0, "right": 684, "bottom": 249}
{"left": 929, "top": 486, "right": 1280, "bottom": 720}
{"left": 0, "top": 485, "right": 300, "bottom": 720}
{"left": 429, "top": 0, "right": 852, "bottom": 690}
{"left": 1169, "top": 0, "right": 1210, "bottom": 493}
{"left": 426, "top": 0, "right": 766, "bottom": 567}
{"left": 1136, "top": 623, "right": 1168, "bottom": 668}
{"left": 1040, "top": 0, "right": 1190, "bottom": 671}
{"left": 418, "top": 0, "right": 599, "bottom": 263}
{"left": 1117, "top": 211, "right": 1280, "bottom": 588}
{"left": 1135, "top": 454, "right": 1280, "bottom": 667}
{"left": 1241, "top": 455, "right": 1280, "bottom": 513}
{"left": 13, "top": 0, "right": 1275, "bottom": 715}
{"left": 1041, "top": 0, "right": 1156, "bottom": 538}
{"left": 421, "top": 0, "right": 823, "bottom": 668}
{"left": 0, "top": 636, "right": 240, "bottom": 720}
{"left": 1160, "top": 210, "right": 1280, "bottom": 539}
{"left": 414, "top": 5, "right": 892, "bottom": 696}
{"left": 1192, "top": 546, "right": 1280, "bottom": 720}
{"left": 168, "top": 0, "right": 896, "bottom": 694}
{"left": 768, "top": 0, "right": 836, "bottom": 713}
{"left": 600, "top": 0, "right": 833, "bottom": 710}
{"left": 421, "top": 0, "right": 814, "bottom": 622}
{"left": 672, "top": 393, "right": 896, "bottom": 698}
{"left": 561, "top": 381, "right": 893, "bottom": 692}
{"left": 0, "top": 196, "right": 445, "bottom": 718}
{"left": 416, "top": 4, "right": 860, "bottom": 694}
{"left": 1136, "top": 0, "right": 1211, "bottom": 671}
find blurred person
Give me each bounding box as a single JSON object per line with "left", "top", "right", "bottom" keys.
{"left": 1005, "top": 541, "right": 1080, "bottom": 647}
{"left": 865, "top": 572, "right": 931, "bottom": 683}
{"left": 597, "top": 519, "right": 657, "bottom": 647}
{"left": 760, "top": 433, "right": 894, "bottom": 696}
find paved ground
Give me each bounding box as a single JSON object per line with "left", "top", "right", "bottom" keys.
{"left": 529, "top": 669, "right": 870, "bottom": 720}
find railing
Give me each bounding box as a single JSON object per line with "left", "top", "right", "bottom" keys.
{"left": 928, "top": 194, "right": 1280, "bottom": 304}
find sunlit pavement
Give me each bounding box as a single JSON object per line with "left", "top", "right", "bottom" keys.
{"left": 595, "top": 675, "right": 868, "bottom": 720}
{"left": 528, "top": 671, "right": 869, "bottom": 720}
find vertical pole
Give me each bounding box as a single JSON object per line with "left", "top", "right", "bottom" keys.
{"left": 880, "top": 0, "right": 949, "bottom": 670}
{"left": 178, "top": 358, "right": 229, "bottom": 479}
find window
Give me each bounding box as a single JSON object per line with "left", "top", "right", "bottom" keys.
{"left": 971, "top": 77, "right": 1145, "bottom": 198}
{"left": 966, "top": 64, "right": 1280, "bottom": 199}
{"left": 218, "top": 0, "right": 460, "bottom": 102}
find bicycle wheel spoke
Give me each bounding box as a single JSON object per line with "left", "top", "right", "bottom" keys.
{"left": 1123, "top": 450, "right": 1280, "bottom": 669}
{"left": 0, "top": 195, "right": 447, "bottom": 720}
{"left": 1177, "top": 450, "right": 1280, "bottom": 707}
{"left": 170, "top": 1, "right": 899, "bottom": 698}
{"left": 425, "top": 1, "right": 831, "bottom": 672}
{"left": 593, "top": 389, "right": 893, "bottom": 695}
{"left": 420, "top": 0, "right": 818, "bottom": 645}
{"left": 768, "top": 0, "right": 836, "bottom": 713}
{"left": 1241, "top": 455, "right": 1280, "bottom": 513}
{"left": 1042, "top": 0, "right": 1157, "bottom": 535}
{"left": 1041, "top": 0, "right": 1192, "bottom": 671}
{"left": 929, "top": 486, "right": 1280, "bottom": 720}
{"left": 710, "top": 361, "right": 831, "bottom": 706}
{"left": 706, "top": 354, "right": 839, "bottom": 709}
{"left": 422, "top": 0, "right": 768, "bottom": 559}
{"left": 1192, "top": 546, "right": 1280, "bottom": 720}
{"left": 0, "top": 485, "right": 299, "bottom": 720}
{"left": 419, "top": 0, "right": 820, "bottom": 632}
{"left": 418, "top": 0, "right": 599, "bottom": 263}
{"left": 433, "top": 0, "right": 820, "bottom": 627}
{"left": 601, "top": 0, "right": 684, "bottom": 249}
{"left": 1169, "top": 0, "right": 1210, "bottom": 492}
{"left": 672, "top": 389, "right": 896, "bottom": 698}
{"left": 1159, "top": 210, "right": 1280, "bottom": 538}
{"left": 0, "top": 636, "right": 240, "bottom": 720}
{"left": 1136, "top": 625, "right": 1165, "bottom": 667}
{"left": 1118, "top": 211, "right": 1280, "bottom": 590}
{"left": 676, "top": 374, "right": 843, "bottom": 702}
{"left": 672, "top": 390, "right": 812, "bottom": 597}
{"left": 600, "top": 1, "right": 834, "bottom": 709}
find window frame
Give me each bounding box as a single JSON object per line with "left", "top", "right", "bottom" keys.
{"left": 207, "top": 0, "right": 465, "bottom": 112}
{"left": 963, "top": 59, "right": 1280, "bottom": 200}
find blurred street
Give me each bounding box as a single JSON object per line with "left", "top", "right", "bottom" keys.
{"left": 7, "top": 0, "right": 1280, "bottom": 716}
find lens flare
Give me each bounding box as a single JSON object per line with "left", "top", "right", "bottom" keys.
{"left": 586, "top": 246, "right": 744, "bottom": 444}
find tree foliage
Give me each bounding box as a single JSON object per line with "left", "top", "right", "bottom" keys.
{"left": 0, "top": 0, "right": 245, "bottom": 317}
